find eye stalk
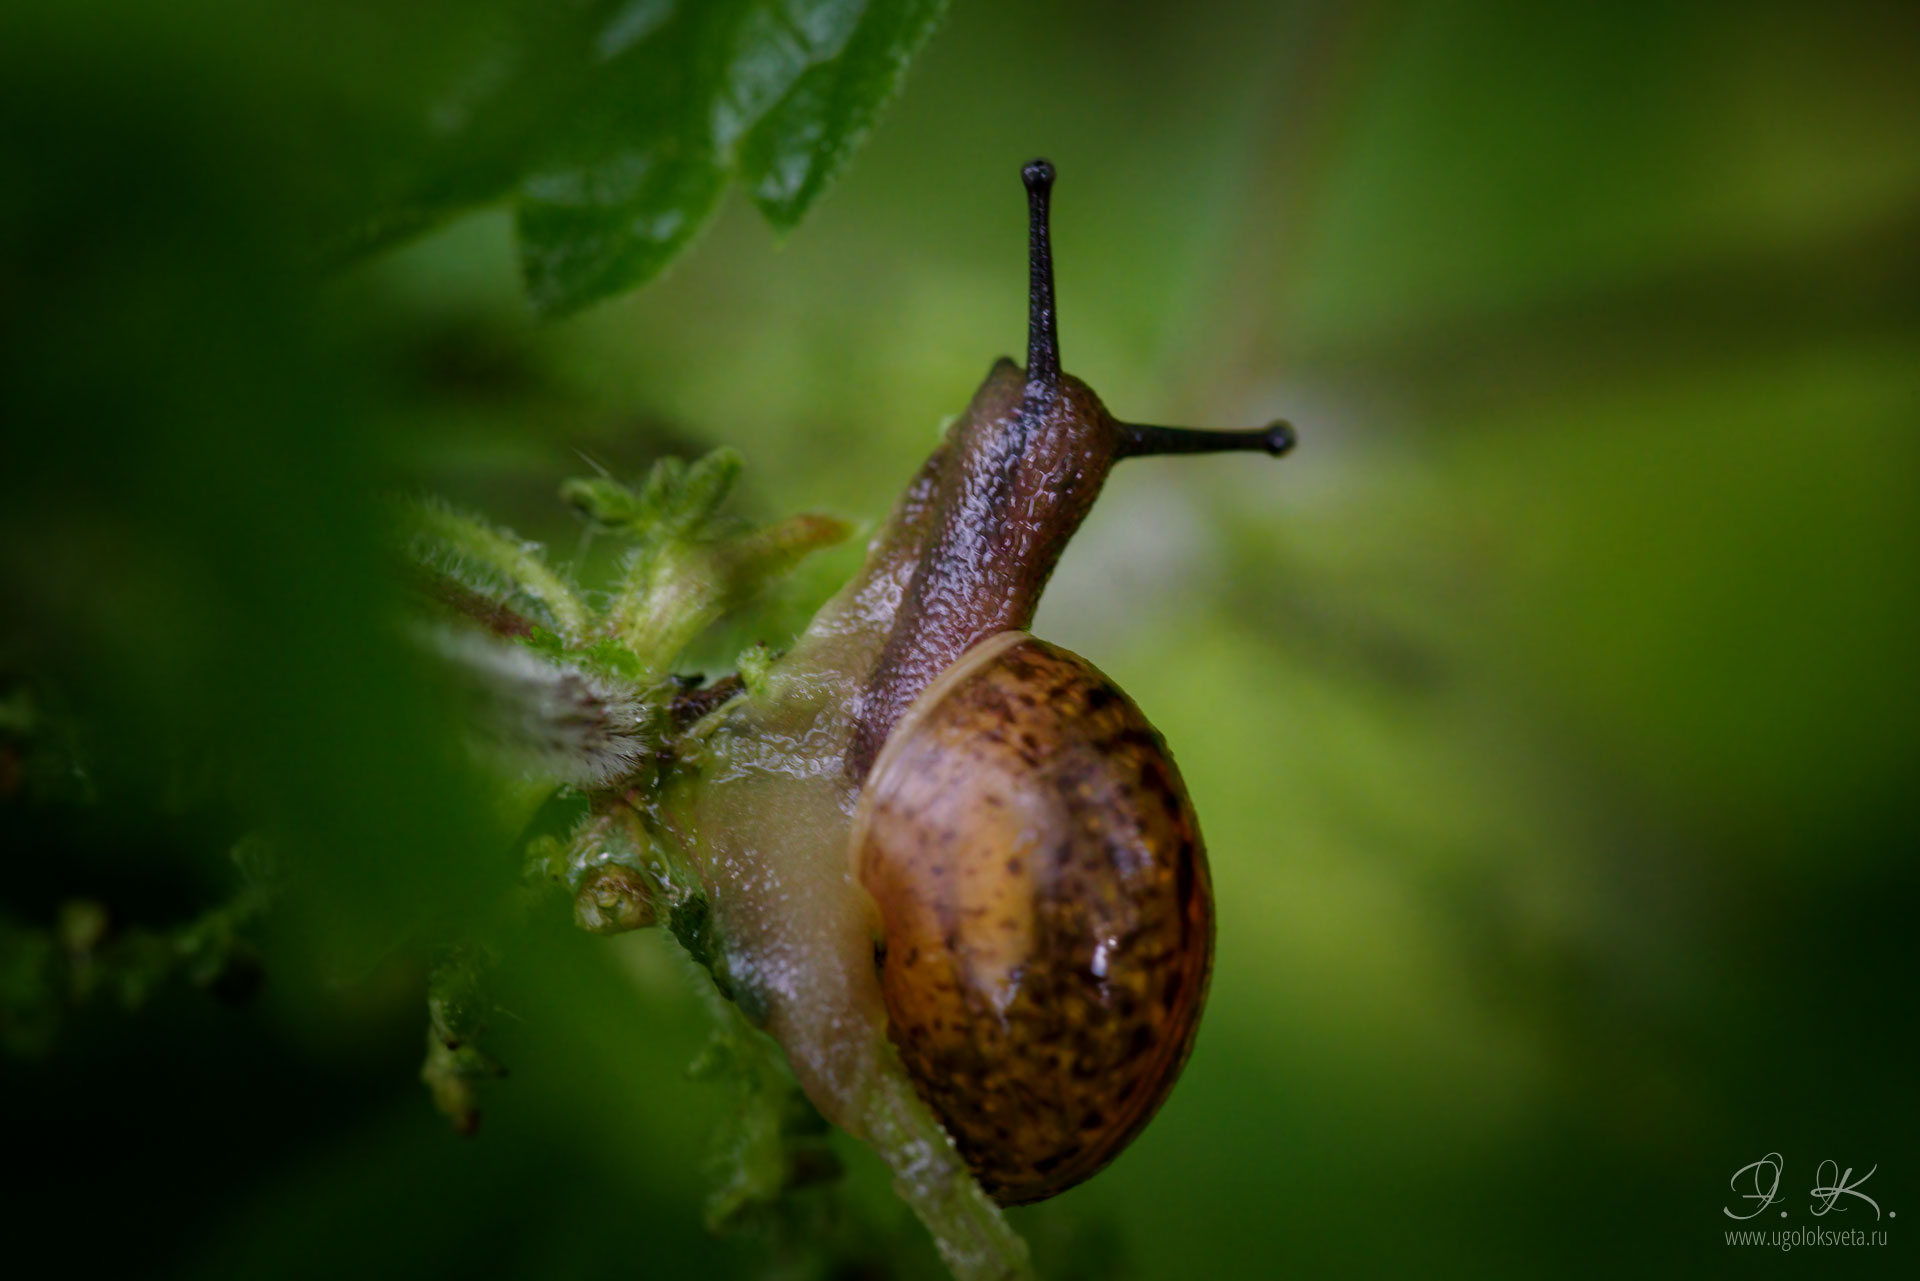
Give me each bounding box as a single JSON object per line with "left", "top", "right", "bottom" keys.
{"left": 1117, "top": 418, "right": 1296, "bottom": 459}
{"left": 848, "top": 160, "right": 1299, "bottom": 779}
{"left": 1022, "top": 158, "right": 1060, "bottom": 391}
{"left": 1019, "top": 157, "right": 1292, "bottom": 460}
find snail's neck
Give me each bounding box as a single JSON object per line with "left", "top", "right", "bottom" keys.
{"left": 846, "top": 360, "right": 1121, "bottom": 778}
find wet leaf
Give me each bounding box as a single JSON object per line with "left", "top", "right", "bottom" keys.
{"left": 351, "top": 0, "right": 950, "bottom": 313}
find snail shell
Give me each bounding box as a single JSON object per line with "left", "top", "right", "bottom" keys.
{"left": 851, "top": 631, "right": 1214, "bottom": 1205}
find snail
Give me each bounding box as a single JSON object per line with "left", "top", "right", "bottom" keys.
{"left": 665, "top": 159, "right": 1292, "bottom": 1214}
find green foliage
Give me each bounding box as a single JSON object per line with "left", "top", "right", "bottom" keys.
{"left": 340, "top": 0, "right": 951, "bottom": 313}
{"left": 564, "top": 448, "right": 743, "bottom": 541}
{"left": 421, "top": 947, "right": 510, "bottom": 1136}
{"left": 688, "top": 999, "right": 843, "bottom": 1234}
{"left": 407, "top": 498, "right": 593, "bottom": 641}
{"left": 403, "top": 470, "right": 852, "bottom": 832}
{"left": 584, "top": 454, "right": 854, "bottom": 681}
{"left": 738, "top": 0, "right": 950, "bottom": 229}
{"left": 402, "top": 450, "right": 875, "bottom": 1231}
{"left": 0, "top": 846, "right": 271, "bottom": 1058}
{"left": 0, "top": 921, "right": 58, "bottom": 1058}
{"left": 408, "top": 450, "right": 850, "bottom": 698}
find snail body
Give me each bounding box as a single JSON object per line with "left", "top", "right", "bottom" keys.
{"left": 668, "top": 160, "right": 1290, "bottom": 1215}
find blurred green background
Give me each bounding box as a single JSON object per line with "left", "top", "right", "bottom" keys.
{"left": 3, "top": 0, "right": 1916, "bottom": 1277}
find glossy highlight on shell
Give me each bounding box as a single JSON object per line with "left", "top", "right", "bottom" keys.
{"left": 852, "top": 633, "right": 1215, "bottom": 1205}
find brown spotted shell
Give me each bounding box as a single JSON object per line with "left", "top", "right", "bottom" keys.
{"left": 850, "top": 631, "right": 1214, "bottom": 1205}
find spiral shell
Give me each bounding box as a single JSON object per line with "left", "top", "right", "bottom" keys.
{"left": 851, "top": 632, "right": 1214, "bottom": 1205}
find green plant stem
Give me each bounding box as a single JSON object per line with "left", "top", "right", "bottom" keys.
{"left": 608, "top": 515, "right": 851, "bottom": 683}
{"left": 410, "top": 501, "right": 591, "bottom": 641}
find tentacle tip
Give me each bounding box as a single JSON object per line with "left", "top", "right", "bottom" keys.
{"left": 1264, "top": 420, "right": 1297, "bottom": 457}
{"left": 1022, "top": 158, "right": 1055, "bottom": 192}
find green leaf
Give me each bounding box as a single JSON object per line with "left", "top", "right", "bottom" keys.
{"left": 741, "top": 0, "right": 949, "bottom": 229}
{"left": 518, "top": 135, "right": 727, "bottom": 315}
{"left": 561, "top": 448, "right": 742, "bottom": 542}
{"left": 356, "top": 1, "right": 949, "bottom": 314}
